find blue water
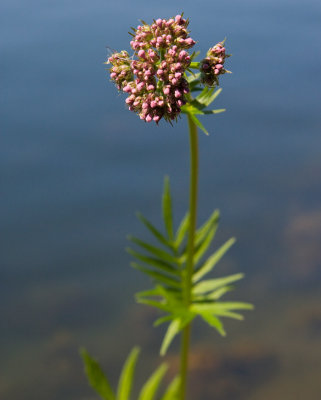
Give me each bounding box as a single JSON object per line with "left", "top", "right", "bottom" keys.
{"left": 1, "top": 1, "right": 321, "bottom": 399}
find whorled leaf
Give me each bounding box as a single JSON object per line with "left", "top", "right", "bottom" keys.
{"left": 128, "top": 180, "right": 253, "bottom": 355}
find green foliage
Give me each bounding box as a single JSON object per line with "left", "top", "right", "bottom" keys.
{"left": 182, "top": 72, "right": 225, "bottom": 135}
{"left": 117, "top": 347, "right": 140, "bottom": 400}
{"left": 160, "top": 377, "right": 180, "bottom": 400}
{"left": 80, "top": 348, "right": 116, "bottom": 400}
{"left": 127, "top": 178, "right": 253, "bottom": 355}
{"left": 81, "top": 347, "right": 179, "bottom": 400}
{"left": 138, "top": 364, "right": 168, "bottom": 400}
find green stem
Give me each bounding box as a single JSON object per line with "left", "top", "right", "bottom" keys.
{"left": 180, "top": 114, "right": 199, "bottom": 400}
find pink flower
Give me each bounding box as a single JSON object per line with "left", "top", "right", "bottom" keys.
{"left": 107, "top": 15, "right": 196, "bottom": 123}
{"left": 200, "top": 41, "right": 230, "bottom": 87}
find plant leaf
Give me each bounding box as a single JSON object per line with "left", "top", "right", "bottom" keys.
{"left": 196, "top": 87, "right": 222, "bottom": 108}
{"left": 203, "top": 109, "right": 226, "bottom": 114}
{"left": 154, "top": 315, "right": 174, "bottom": 327}
{"left": 190, "top": 50, "right": 200, "bottom": 61}
{"left": 193, "top": 274, "right": 244, "bottom": 295}
{"left": 137, "top": 298, "right": 170, "bottom": 313}
{"left": 189, "top": 62, "right": 200, "bottom": 69}
{"left": 204, "top": 88, "right": 223, "bottom": 107}
{"left": 195, "top": 285, "right": 233, "bottom": 301}
{"left": 177, "top": 210, "right": 219, "bottom": 265}
{"left": 193, "top": 238, "right": 236, "bottom": 283}
{"left": 127, "top": 237, "right": 179, "bottom": 266}
{"left": 194, "top": 87, "right": 212, "bottom": 107}
{"left": 200, "top": 313, "right": 226, "bottom": 336}
{"left": 160, "top": 313, "right": 195, "bottom": 356}
{"left": 156, "top": 285, "right": 184, "bottom": 305}
{"left": 162, "top": 176, "right": 174, "bottom": 241}
{"left": 160, "top": 319, "right": 181, "bottom": 356}
{"left": 190, "top": 86, "right": 203, "bottom": 92}
{"left": 131, "top": 263, "right": 181, "bottom": 288}
{"left": 212, "top": 302, "right": 254, "bottom": 310}
{"left": 117, "top": 347, "right": 140, "bottom": 400}
{"left": 138, "top": 364, "right": 168, "bottom": 400}
{"left": 80, "top": 348, "right": 116, "bottom": 400}
{"left": 210, "top": 310, "right": 245, "bottom": 320}
{"left": 193, "top": 224, "right": 217, "bottom": 265}
{"left": 127, "top": 248, "right": 177, "bottom": 275}
{"left": 174, "top": 213, "right": 190, "bottom": 249}
{"left": 136, "top": 212, "right": 173, "bottom": 250}
{"left": 191, "top": 301, "right": 253, "bottom": 314}
{"left": 188, "top": 113, "right": 209, "bottom": 135}
{"left": 195, "top": 210, "right": 220, "bottom": 248}
{"left": 186, "top": 72, "right": 201, "bottom": 83}
{"left": 181, "top": 103, "right": 205, "bottom": 115}
{"left": 160, "top": 376, "right": 180, "bottom": 400}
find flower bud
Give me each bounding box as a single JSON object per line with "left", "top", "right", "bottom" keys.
{"left": 108, "top": 15, "right": 196, "bottom": 123}
{"left": 200, "top": 40, "right": 230, "bottom": 87}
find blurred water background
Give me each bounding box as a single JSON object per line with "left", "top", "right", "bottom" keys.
{"left": 1, "top": 0, "right": 321, "bottom": 399}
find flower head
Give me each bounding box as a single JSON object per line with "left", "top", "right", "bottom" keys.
{"left": 107, "top": 50, "right": 133, "bottom": 90}
{"left": 107, "top": 15, "right": 196, "bottom": 124}
{"left": 200, "top": 41, "right": 230, "bottom": 87}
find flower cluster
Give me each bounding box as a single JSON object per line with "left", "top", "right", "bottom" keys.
{"left": 107, "top": 15, "right": 195, "bottom": 123}
{"left": 200, "top": 41, "right": 230, "bottom": 87}
{"left": 108, "top": 50, "right": 133, "bottom": 90}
